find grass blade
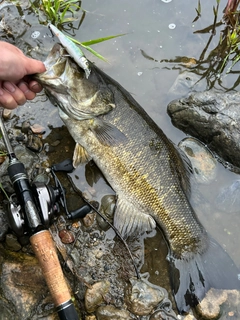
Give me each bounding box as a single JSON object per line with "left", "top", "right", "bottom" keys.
{"left": 81, "top": 33, "right": 126, "bottom": 46}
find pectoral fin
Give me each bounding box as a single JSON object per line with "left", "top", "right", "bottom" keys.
{"left": 90, "top": 119, "right": 127, "bottom": 146}
{"left": 73, "top": 143, "right": 92, "bottom": 168}
{"left": 114, "top": 198, "right": 156, "bottom": 238}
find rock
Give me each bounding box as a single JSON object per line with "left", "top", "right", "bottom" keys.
{"left": 196, "top": 288, "right": 239, "bottom": 319}
{"left": 85, "top": 280, "right": 111, "bottom": 313}
{"left": 167, "top": 90, "right": 240, "bottom": 171}
{"left": 178, "top": 137, "right": 217, "bottom": 184}
{"left": 83, "top": 212, "right": 96, "bottom": 228}
{"left": 2, "top": 109, "right": 12, "bottom": 120}
{"left": 125, "top": 277, "right": 166, "bottom": 316}
{"left": 21, "top": 120, "right": 31, "bottom": 134}
{"left": 30, "top": 123, "right": 46, "bottom": 134}
{"left": 96, "top": 305, "right": 132, "bottom": 320}
{"left": 26, "top": 134, "right": 43, "bottom": 152}
{"left": 5, "top": 233, "right": 22, "bottom": 251}
{"left": 1, "top": 250, "right": 52, "bottom": 319}
{"left": 59, "top": 229, "right": 75, "bottom": 244}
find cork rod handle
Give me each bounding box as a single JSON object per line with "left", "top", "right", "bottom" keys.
{"left": 30, "top": 230, "right": 71, "bottom": 306}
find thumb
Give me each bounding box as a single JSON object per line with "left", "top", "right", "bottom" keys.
{"left": 25, "top": 57, "right": 46, "bottom": 75}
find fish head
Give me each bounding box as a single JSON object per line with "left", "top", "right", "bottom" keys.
{"left": 35, "top": 43, "right": 115, "bottom": 120}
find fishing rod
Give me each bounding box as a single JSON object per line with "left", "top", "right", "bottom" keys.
{"left": 0, "top": 109, "right": 141, "bottom": 316}
{"left": 0, "top": 110, "right": 79, "bottom": 320}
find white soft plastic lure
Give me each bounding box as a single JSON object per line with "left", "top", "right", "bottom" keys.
{"left": 48, "top": 23, "right": 91, "bottom": 78}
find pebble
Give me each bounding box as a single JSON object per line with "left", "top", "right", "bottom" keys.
{"left": 96, "top": 305, "right": 132, "bottom": 320}
{"left": 2, "top": 109, "right": 12, "bottom": 120}
{"left": 30, "top": 123, "right": 45, "bottom": 134}
{"left": 85, "top": 280, "right": 111, "bottom": 313}
{"left": 26, "top": 134, "right": 43, "bottom": 152}
{"left": 59, "top": 229, "right": 75, "bottom": 244}
{"left": 83, "top": 212, "right": 96, "bottom": 228}
{"left": 21, "top": 120, "right": 31, "bottom": 134}
{"left": 5, "top": 234, "right": 22, "bottom": 251}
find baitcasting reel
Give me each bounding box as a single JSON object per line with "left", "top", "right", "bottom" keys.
{"left": 7, "top": 158, "right": 92, "bottom": 237}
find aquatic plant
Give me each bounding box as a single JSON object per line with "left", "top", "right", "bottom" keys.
{"left": 30, "top": 0, "right": 125, "bottom": 61}
{"left": 34, "top": 0, "right": 83, "bottom": 27}
{"left": 187, "top": 0, "right": 240, "bottom": 89}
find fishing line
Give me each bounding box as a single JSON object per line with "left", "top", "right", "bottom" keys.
{"left": 67, "top": 174, "right": 141, "bottom": 280}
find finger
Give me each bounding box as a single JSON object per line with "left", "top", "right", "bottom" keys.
{"left": 0, "top": 88, "right": 18, "bottom": 109}
{"left": 2, "top": 81, "right": 27, "bottom": 106}
{"left": 17, "top": 81, "right": 36, "bottom": 100}
{"left": 28, "top": 80, "right": 43, "bottom": 93}
{"left": 24, "top": 58, "right": 46, "bottom": 75}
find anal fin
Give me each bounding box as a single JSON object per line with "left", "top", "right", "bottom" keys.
{"left": 114, "top": 198, "right": 156, "bottom": 238}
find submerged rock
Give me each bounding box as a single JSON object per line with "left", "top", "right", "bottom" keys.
{"left": 125, "top": 276, "right": 166, "bottom": 316}
{"left": 167, "top": 90, "right": 240, "bottom": 171}
{"left": 96, "top": 305, "right": 132, "bottom": 320}
{"left": 85, "top": 280, "right": 111, "bottom": 313}
{"left": 178, "top": 137, "right": 217, "bottom": 184}
{"left": 196, "top": 288, "right": 240, "bottom": 319}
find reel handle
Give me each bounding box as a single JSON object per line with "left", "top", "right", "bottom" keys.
{"left": 30, "top": 230, "right": 79, "bottom": 320}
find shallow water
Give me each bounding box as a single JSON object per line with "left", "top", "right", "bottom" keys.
{"left": 8, "top": 0, "right": 240, "bottom": 317}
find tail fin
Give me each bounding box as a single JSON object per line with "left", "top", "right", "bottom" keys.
{"left": 169, "top": 238, "right": 240, "bottom": 314}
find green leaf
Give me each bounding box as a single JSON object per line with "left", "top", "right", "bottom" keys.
{"left": 81, "top": 33, "right": 126, "bottom": 46}
{"left": 80, "top": 43, "right": 108, "bottom": 62}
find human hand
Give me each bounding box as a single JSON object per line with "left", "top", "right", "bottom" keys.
{"left": 0, "top": 41, "right": 46, "bottom": 109}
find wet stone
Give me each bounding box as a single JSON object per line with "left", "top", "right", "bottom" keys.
{"left": 178, "top": 137, "right": 217, "bottom": 184}
{"left": 83, "top": 212, "right": 96, "bottom": 228}
{"left": 2, "top": 108, "right": 12, "bottom": 120}
{"left": 21, "top": 120, "right": 31, "bottom": 134}
{"left": 26, "top": 134, "right": 43, "bottom": 152}
{"left": 5, "top": 233, "right": 22, "bottom": 251}
{"left": 59, "top": 229, "right": 75, "bottom": 244}
{"left": 85, "top": 280, "right": 111, "bottom": 313}
{"left": 125, "top": 277, "right": 166, "bottom": 316}
{"left": 30, "top": 123, "right": 46, "bottom": 134}
{"left": 196, "top": 289, "right": 240, "bottom": 319}
{"left": 1, "top": 252, "right": 51, "bottom": 319}
{"left": 96, "top": 304, "right": 132, "bottom": 320}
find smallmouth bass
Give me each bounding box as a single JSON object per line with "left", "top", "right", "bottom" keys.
{"left": 35, "top": 43, "right": 240, "bottom": 313}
